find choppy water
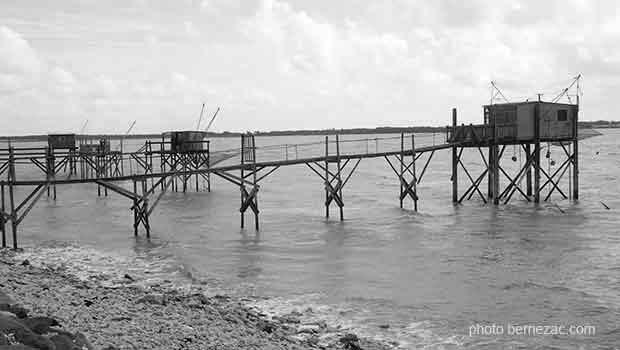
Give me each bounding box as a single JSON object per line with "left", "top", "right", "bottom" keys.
{"left": 5, "top": 130, "right": 620, "bottom": 349}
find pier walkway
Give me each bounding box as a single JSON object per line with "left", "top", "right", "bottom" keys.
{"left": 0, "top": 132, "right": 450, "bottom": 248}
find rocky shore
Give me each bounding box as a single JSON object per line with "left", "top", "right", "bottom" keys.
{"left": 0, "top": 249, "right": 393, "bottom": 350}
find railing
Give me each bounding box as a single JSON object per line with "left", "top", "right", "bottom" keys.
{"left": 242, "top": 133, "right": 444, "bottom": 164}
{"left": 0, "top": 132, "right": 449, "bottom": 182}
{"left": 447, "top": 124, "right": 518, "bottom": 144}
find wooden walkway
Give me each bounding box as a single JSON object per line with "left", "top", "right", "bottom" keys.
{"left": 0, "top": 133, "right": 450, "bottom": 248}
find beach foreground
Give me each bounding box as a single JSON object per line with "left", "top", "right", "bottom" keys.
{"left": 0, "top": 249, "right": 392, "bottom": 350}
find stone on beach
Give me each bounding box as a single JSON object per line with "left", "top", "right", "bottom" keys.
{"left": 0, "top": 250, "right": 392, "bottom": 350}
{"left": 0, "top": 314, "right": 54, "bottom": 350}
{"left": 297, "top": 324, "right": 320, "bottom": 334}
{"left": 136, "top": 293, "right": 167, "bottom": 305}
{"left": 0, "top": 292, "right": 14, "bottom": 306}
{"left": 21, "top": 317, "right": 59, "bottom": 335}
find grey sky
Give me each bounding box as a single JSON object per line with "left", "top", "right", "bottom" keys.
{"left": 0, "top": 0, "right": 618, "bottom": 135}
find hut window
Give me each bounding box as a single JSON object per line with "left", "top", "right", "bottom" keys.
{"left": 557, "top": 110, "right": 568, "bottom": 121}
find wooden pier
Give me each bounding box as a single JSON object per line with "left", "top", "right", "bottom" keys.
{"left": 0, "top": 102, "right": 582, "bottom": 249}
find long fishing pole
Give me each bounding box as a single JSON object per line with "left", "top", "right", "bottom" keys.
{"left": 204, "top": 107, "right": 221, "bottom": 133}
{"left": 196, "top": 103, "right": 206, "bottom": 130}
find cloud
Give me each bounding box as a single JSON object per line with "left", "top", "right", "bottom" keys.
{"left": 242, "top": 0, "right": 416, "bottom": 91}
{"left": 0, "top": 26, "right": 43, "bottom": 76}
{"left": 1, "top": 0, "right": 620, "bottom": 134}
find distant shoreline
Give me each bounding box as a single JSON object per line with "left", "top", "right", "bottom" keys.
{"left": 0, "top": 121, "right": 617, "bottom": 142}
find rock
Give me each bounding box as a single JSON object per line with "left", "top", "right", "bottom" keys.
{"left": 378, "top": 324, "right": 390, "bottom": 329}
{"left": 20, "top": 260, "right": 30, "bottom": 267}
{"left": 256, "top": 319, "right": 275, "bottom": 334}
{"left": 50, "top": 334, "right": 80, "bottom": 350}
{"left": 0, "top": 312, "right": 16, "bottom": 320}
{"left": 0, "top": 314, "right": 55, "bottom": 350}
{"left": 109, "top": 316, "right": 131, "bottom": 322}
{"left": 0, "top": 291, "right": 14, "bottom": 306}
{"left": 0, "top": 332, "right": 8, "bottom": 345}
{"left": 339, "top": 333, "right": 361, "bottom": 350}
{"left": 297, "top": 324, "right": 320, "bottom": 334}
{"left": 306, "top": 335, "right": 319, "bottom": 345}
{"left": 101, "top": 345, "right": 119, "bottom": 350}
{"left": 73, "top": 332, "right": 94, "bottom": 350}
{"left": 0, "top": 305, "right": 28, "bottom": 319}
{"left": 275, "top": 315, "right": 300, "bottom": 324}
{"left": 123, "top": 274, "right": 134, "bottom": 281}
{"left": 22, "top": 317, "right": 60, "bottom": 334}
{"left": 136, "top": 293, "right": 166, "bottom": 306}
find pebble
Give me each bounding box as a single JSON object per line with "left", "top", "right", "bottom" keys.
{"left": 0, "top": 251, "right": 393, "bottom": 350}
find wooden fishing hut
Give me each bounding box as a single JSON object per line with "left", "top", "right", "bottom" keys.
{"left": 78, "top": 138, "right": 123, "bottom": 190}
{"left": 156, "top": 131, "right": 211, "bottom": 193}
{"left": 447, "top": 101, "right": 579, "bottom": 204}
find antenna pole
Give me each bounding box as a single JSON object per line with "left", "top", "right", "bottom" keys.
{"left": 491, "top": 81, "right": 510, "bottom": 103}
{"left": 196, "top": 103, "right": 206, "bottom": 130}
{"left": 576, "top": 75, "right": 581, "bottom": 106}
{"left": 204, "top": 107, "right": 221, "bottom": 133}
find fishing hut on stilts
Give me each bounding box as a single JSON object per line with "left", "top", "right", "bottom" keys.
{"left": 448, "top": 77, "right": 581, "bottom": 205}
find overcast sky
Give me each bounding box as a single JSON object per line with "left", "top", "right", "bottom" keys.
{"left": 0, "top": 0, "right": 618, "bottom": 135}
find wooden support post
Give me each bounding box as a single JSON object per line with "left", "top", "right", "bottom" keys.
{"left": 142, "top": 179, "right": 150, "bottom": 238}
{"left": 411, "top": 134, "right": 418, "bottom": 211}
{"left": 573, "top": 111, "right": 579, "bottom": 200}
{"left": 488, "top": 146, "right": 493, "bottom": 199}
{"left": 252, "top": 145, "right": 259, "bottom": 231}
{"left": 493, "top": 145, "right": 500, "bottom": 205}
{"left": 183, "top": 155, "right": 188, "bottom": 193}
{"left": 8, "top": 148, "right": 17, "bottom": 249}
{"left": 195, "top": 156, "right": 200, "bottom": 192}
{"left": 336, "top": 134, "right": 343, "bottom": 221}
{"left": 239, "top": 134, "right": 259, "bottom": 230}
{"left": 451, "top": 108, "right": 458, "bottom": 203}
{"left": 50, "top": 148, "right": 57, "bottom": 200}
{"left": 1, "top": 183, "right": 5, "bottom": 248}
{"left": 534, "top": 104, "right": 541, "bottom": 203}
{"left": 400, "top": 134, "right": 404, "bottom": 209}
{"left": 526, "top": 143, "right": 532, "bottom": 196}
{"left": 207, "top": 147, "right": 211, "bottom": 192}
{"left": 46, "top": 148, "right": 51, "bottom": 197}
{"left": 132, "top": 179, "right": 138, "bottom": 236}
{"left": 240, "top": 136, "right": 245, "bottom": 229}
{"left": 325, "top": 136, "right": 329, "bottom": 219}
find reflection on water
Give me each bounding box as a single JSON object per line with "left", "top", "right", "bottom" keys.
{"left": 10, "top": 130, "right": 620, "bottom": 349}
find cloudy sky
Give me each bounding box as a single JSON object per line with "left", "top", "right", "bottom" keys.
{"left": 0, "top": 0, "right": 618, "bottom": 135}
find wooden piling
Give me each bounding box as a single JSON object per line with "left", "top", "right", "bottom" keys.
{"left": 411, "top": 134, "right": 418, "bottom": 211}
{"left": 8, "top": 148, "right": 17, "bottom": 249}
{"left": 324, "top": 136, "right": 329, "bottom": 219}
{"left": 533, "top": 104, "right": 541, "bottom": 203}
{"left": 336, "top": 134, "right": 343, "bottom": 221}
{"left": 252, "top": 141, "right": 259, "bottom": 231}
{"left": 492, "top": 144, "right": 500, "bottom": 205}
{"left": 1, "top": 183, "right": 5, "bottom": 248}
{"left": 573, "top": 110, "right": 579, "bottom": 200}
{"left": 488, "top": 146, "right": 493, "bottom": 199}
{"left": 132, "top": 179, "right": 138, "bottom": 236}
{"left": 451, "top": 108, "right": 458, "bottom": 203}
{"left": 240, "top": 136, "right": 245, "bottom": 229}
{"left": 142, "top": 179, "right": 150, "bottom": 238}
{"left": 525, "top": 143, "right": 532, "bottom": 196}
{"left": 400, "top": 134, "right": 404, "bottom": 209}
